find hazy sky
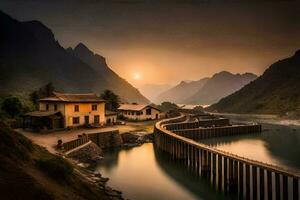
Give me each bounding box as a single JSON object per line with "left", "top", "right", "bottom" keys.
{"left": 1, "top": 0, "right": 300, "bottom": 87}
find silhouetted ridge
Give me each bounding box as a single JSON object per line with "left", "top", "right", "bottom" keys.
{"left": 208, "top": 49, "right": 300, "bottom": 115}
{"left": 0, "top": 10, "right": 149, "bottom": 103}
{"left": 184, "top": 71, "right": 257, "bottom": 104}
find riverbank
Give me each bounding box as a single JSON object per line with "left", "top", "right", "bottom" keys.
{"left": 63, "top": 131, "right": 154, "bottom": 200}
{"left": 210, "top": 112, "right": 300, "bottom": 126}
{"left": 0, "top": 122, "right": 127, "bottom": 200}
{"left": 17, "top": 120, "right": 157, "bottom": 200}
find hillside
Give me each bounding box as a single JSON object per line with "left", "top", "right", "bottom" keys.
{"left": 208, "top": 50, "right": 300, "bottom": 115}
{"left": 155, "top": 78, "right": 209, "bottom": 103}
{"left": 0, "top": 10, "right": 148, "bottom": 103}
{"left": 185, "top": 71, "right": 257, "bottom": 105}
{"left": 0, "top": 121, "right": 118, "bottom": 200}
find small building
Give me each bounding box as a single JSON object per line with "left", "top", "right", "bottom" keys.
{"left": 23, "top": 111, "right": 64, "bottom": 131}
{"left": 118, "top": 104, "right": 161, "bottom": 121}
{"left": 23, "top": 92, "right": 106, "bottom": 130}
{"left": 105, "top": 110, "right": 117, "bottom": 125}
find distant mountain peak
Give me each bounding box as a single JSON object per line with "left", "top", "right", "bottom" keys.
{"left": 213, "top": 71, "right": 233, "bottom": 77}
{"left": 73, "top": 43, "right": 107, "bottom": 66}
{"left": 208, "top": 49, "right": 300, "bottom": 114}
{"left": 294, "top": 49, "right": 300, "bottom": 57}
{"left": 179, "top": 81, "right": 188, "bottom": 85}
{"left": 74, "top": 42, "right": 93, "bottom": 55}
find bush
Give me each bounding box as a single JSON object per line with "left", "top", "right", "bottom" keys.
{"left": 35, "top": 155, "right": 73, "bottom": 181}
{"left": 1, "top": 97, "right": 23, "bottom": 118}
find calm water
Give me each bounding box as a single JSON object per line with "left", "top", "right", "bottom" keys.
{"left": 95, "top": 143, "right": 230, "bottom": 200}
{"left": 95, "top": 120, "right": 300, "bottom": 200}
{"left": 201, "top": 123, "right": 300, "bottom": 172}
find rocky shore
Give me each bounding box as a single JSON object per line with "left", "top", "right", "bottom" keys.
{"left": 68, "top": 158, "right": 124, "bottom": 200}
{"left": 121, "top": 132, "right": 153, "bottom": 148}
{"left": 67, "top": 142, "right": 103, "bottom": 164}
{"left": 67, "top": 132, "right": 154, "bottom": 166}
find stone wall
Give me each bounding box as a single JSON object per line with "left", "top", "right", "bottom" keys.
{"left": 62, "top": 130, "right": 123, "bottom": 151}
{"left": 88, "top": 130, "right": 123, "bottom": 149}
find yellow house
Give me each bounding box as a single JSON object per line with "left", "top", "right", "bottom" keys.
{"left": 37, "top": 92, "right": 106, "bottom": 128}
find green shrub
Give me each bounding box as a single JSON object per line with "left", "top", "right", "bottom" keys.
{"left": 35, "top": 156, "right": 73, "bottom": 181}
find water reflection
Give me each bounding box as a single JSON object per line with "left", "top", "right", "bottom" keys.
{"left": 96, "top": 143, "right": 231, "bottom": 200}
{"left": 201, "top": 123, "right": 300, "bottom": 172}
{"left": 95, "top": 119, "right": 300, "bottom": 199}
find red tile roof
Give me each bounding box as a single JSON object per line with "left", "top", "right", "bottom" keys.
{"left": 39, "top": 92, "right": 105, "bottom": 103}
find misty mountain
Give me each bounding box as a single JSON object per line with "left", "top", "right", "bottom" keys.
{"left": 138, "top": 84, "right": 172, "bottom": 103}
{"left": 208, "top": 50, "right": 300, "bottom": 115}
{"left": 185, "top": 71, "right": 257, "bottom": 105}
{"left": 0, "top": 10, "right": 149, "bottom": 103}
{"left": 155, "top": 78, "right": 209, "bottom": 103}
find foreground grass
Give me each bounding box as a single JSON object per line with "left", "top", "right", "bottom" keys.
{"left": 0, "top": 121, "right": 114, "bottom": 200}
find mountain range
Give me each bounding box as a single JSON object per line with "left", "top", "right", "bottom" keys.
{"left": 155, "top": 78, "right": 209, "bottom": 104}
{"left": 156, "top": 71, "right": 257, "bottom": 105}
{"left": 0, "top": 11, "right": 149, "bottom": 103}
{"left": 185, "top": 71, "right": 257, "bottom": 105}
{"left": 208, "top": 50, "right": 300, "bottom": 115}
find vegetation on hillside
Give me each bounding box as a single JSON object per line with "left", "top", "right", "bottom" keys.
{"left": 0, "top": 121, "right": 116, "bottom": 200}
{"left": 30, "top": 82, "right": 55, "bottom": 107}
{"left": 157, "top": 102, "right": 179, "bottom": 112}
{"left": 208, "top": 50, "right": 300, "bottom": 116}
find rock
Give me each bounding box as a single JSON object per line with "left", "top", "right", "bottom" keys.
{"left": 121, "top": 132, "right": 140, "bottom": 144}
{"left": 67, "top": 142, "right": 103, "bottom": 164}
{"left": 121, "top": 132, "right": 154, "bottom": 146}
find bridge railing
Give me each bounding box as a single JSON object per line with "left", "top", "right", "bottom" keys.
{"left": 154, "top": 115, "right": 300, "bottom": 199}
{"left": 165, "top": 118, "right": 230, "bottom": 130}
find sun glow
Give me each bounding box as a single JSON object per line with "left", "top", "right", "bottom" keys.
{"left": 134, "top": 73, "right": 141, "bottom": 80}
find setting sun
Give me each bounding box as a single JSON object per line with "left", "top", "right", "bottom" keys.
{"left": 134, "top": 73, "right": 141, "bottom": 80}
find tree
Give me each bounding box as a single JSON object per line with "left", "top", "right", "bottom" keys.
{"left": 43, "top": 82, "right": 55, "bottom": 97}
{"left": 30, "top": 91, "right": 39, "bottom": 106}
{"left": 100, "top": 90, "right": 120, "bottom": 111}
{"left": 30, "top": 82, "right": 55, "bottom": 107}
{"left": 1, "top": 97, "right": 23, "bottom": 118}
{"left": 158, "top": 101, "right": 179, "bottom": 112}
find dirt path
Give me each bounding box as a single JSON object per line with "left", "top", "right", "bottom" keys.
{"left": 17, "top": 120, "right": 156, "bottom": 153}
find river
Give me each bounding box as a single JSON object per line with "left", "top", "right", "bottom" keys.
{"left": 95, "top": 115, "right": 300, "bottom": 200}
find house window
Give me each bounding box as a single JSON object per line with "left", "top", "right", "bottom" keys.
{"left": 73, "top": 117, "right": 80, "bottom": 124}
{"left": 146, "top": 108, "right": 151, "bottom": 115}
{"left": 46, "top": 104, "right": 49, "bottom": 111}
{"left": 54, "top": 104, "right": 58, "bottom": 111}
{"left": 74, "top": 105, "right": 79, "bottom": 112}
{"left": 92, "top": 104, "right": 97, "bottom": 111}
{"left": 94, "top": 115, "right": 100, "bottom": 124}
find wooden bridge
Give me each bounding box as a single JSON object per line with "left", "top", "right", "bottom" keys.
{"left": 154, "top": 114, "right": 300, "bottom": 200}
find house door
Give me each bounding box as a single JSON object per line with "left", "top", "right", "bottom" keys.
{"left": 94, "top": 115, "right": 100, "bottom": 124}
{"left": 155, "top": 114, "right": 158, "bottom": 119}
{"left": 84, "top": 116, "right": 89, "bottom": 125}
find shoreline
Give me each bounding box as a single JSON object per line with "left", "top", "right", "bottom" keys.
{"left": 209, "top": 112, "right": 300, "bottom": 126}
{"left": 63, "top": 132, "right": 155, "bottom": 200}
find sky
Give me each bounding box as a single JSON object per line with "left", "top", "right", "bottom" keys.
{"left": 1, "top": 0, "right": 300, "bottom": 87}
